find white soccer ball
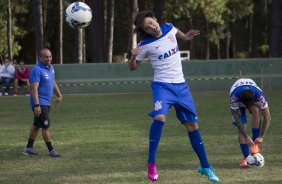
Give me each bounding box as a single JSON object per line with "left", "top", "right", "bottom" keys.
{"left": 65, "top": 2, "right": 92, "bottom": 29}
{"left": 246, "top": 153, "right": 265, "bottom": 168}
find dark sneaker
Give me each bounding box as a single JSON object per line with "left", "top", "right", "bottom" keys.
{"left": 49, "top": 149, "right": 61, "bottom": 157}
{"left": 22, "top": 147, "right": 38, "bottom": 156}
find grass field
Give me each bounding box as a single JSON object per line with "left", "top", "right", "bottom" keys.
{"left": 0, "top": 90, "right": 282, "bottom": 184}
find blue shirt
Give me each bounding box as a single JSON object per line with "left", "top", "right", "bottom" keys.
{"left": 29, "top": 61, "right": 55, "bottom": 107}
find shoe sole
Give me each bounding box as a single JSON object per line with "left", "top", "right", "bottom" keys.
{"left": 22, "top": 152, "right": 38, "bottom": 156}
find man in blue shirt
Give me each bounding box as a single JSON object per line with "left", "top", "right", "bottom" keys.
{"left": 22, "top": 48, "right": 62, "bottom": 157}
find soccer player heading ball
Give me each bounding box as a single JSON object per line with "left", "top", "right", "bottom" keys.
{"left": 128, "top": 10, "right": 219, "bottom": 183}
{"left": 229, "top": 78, "right": 271, "bottom": 167}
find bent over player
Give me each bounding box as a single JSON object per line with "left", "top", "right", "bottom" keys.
{"left": 128, "top": 10, "right": 219, "bottom": 183}
{"left": 229, "top": 78, "right": 271, "bottom": 167}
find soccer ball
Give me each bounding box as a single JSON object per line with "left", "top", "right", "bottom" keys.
{"left": 65, "top": 2, "right": 92, "bottom": 29}
{"left": 246, "top": 153, "right": 265, "bottom": 168}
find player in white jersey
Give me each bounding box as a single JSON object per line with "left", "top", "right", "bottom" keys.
{"left": 128, "top": 10, "right": 219, "bottom": 183}
{"left": 229, "top": 78, "right": 271, "bottom": 167}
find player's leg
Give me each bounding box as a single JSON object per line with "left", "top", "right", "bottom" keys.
{"left": 147, "top": 115, "right": 165, "bottom": 182}
{"left": 237, "top": 125, "right": 249, "bottom": 167}
{"left": 182, "top": 121, "right": 219, "bottom": 183}
{"left": 14, "top": 79, "right": 19, "bottom": 96}
{"left": 40, "top": 106, "right": 60, "bottom": 157}
{"left": 23, "top": 125, "right": 39, "bottom": 155}
{"left": 175, "top": 82, "right": 219, "bottom": 182}
{"left": 250, "top": 106, "right": 261, "bottom": 154}
{"left": 146, "top": 82, "right": 173, "bottom": 182}
{"left": 232, "top": 107, "right": 249, "bottom": 167}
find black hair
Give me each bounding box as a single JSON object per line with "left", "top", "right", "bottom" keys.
{"left": 133, "top": 10, "right": 156, "bottom": 39}
{"left": 240, "top": 89, "right": 256, "bottom": 108}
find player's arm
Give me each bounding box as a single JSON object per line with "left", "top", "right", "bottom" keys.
{"left": 31, "top": 82, "right": 41, "bottom": 117}
{"left": 254, "top": 107, "right": 271, "bottom": 144}
{"left": 53, "top": 81, "right": 62, "bottom": 108}
{"left": 232, "top": 109, "right": 255, "bottom": 146}
{"left": 176, "top": 28, "right": 200, "bottom": 41}
{"left": 128, "top": 48, "right": 142, "bottom": 71}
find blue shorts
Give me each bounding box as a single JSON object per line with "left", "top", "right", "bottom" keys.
{"left": 149, "top": 82, "right": 198, "bottom": 123}
{"left": 231, "top": 107, "right": 247, "bottom": 126}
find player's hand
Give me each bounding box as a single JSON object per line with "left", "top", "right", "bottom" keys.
{"left": 54, "top": 96, "right": 62, "bottom": 108}
{"left": 185, "top": 29, "right": 200, "bottom": 40}
{"left": 131, "top": 48, "right": 142, "bottom": 59}
{"left": 254, "top": 136, "right": 263, "bottom": 144}
{"left": 245, "top": 136, "right": 255, "bottom": 146}
{"left": 34, "top": 106, "right": 41, "bottom": 117}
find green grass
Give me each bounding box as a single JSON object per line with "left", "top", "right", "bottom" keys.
{"left": 0, "top": 90, "right": 282, "bottom": 184}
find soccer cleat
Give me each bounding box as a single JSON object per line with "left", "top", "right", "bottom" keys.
{"left": 25, "top": 93, "right": 30, "bottom": 96}
{"left": 250, "top": 144, "right": 260, "bottom": 154}
{"left": 198, "top": 165, "right": 220, "bottom": 183}
{"left": 49, "top": 149, "right": 61, "bottom": 157}
{"left": 4, "top": 92, "right": 8, "bottom": 96}
{"left": 239, "top": 158, "right": 248, "bottom": 167}
{"left": 147, "top": 162, "right": 158, "bottom": 182}
{"left": 22, "top": 147, "right": 38, "bottom": 156}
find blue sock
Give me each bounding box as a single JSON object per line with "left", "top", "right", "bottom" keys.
{"left": 148, "top": 119, "right": 164, "bottom": 163}
{"left": 252, "top": 128, "right": 260, "bottom": 141}
{"left": 240, "top": 144, "right": 250, "bottom": 158}
{"left": 188, "top": 129, "right": 210, "bottom": 168}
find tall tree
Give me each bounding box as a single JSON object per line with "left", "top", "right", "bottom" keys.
{"left": 33, "top": 0, "right": 44, "bottom": 56}
{"left": 6, "top": 0, "right": 12, "bottom": 61}
{"left": 269, "top": 0, "right": 282, "bottom": 57}
{"left": 105, "top": 0, "right": 114, "bottom": 63}
{"left": 58, "top": 0, "right": 63, "bottom": 64}
{"left": 89, "top": 0, "right": 101, "bottom": 62}
{"left": 127, "top": 0, "right": 138, "bottom": 60}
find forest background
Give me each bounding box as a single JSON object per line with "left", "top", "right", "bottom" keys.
{"left": 0, "top": 0, "right": 281, "bottom": 64}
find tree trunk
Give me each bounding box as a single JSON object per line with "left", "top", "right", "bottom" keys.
{"left": 33, "top": 0, "right": 44, "bottom": 57}
{"left": 89, "top": 0, "right": 101, "bottom": 62}
{"left": 106, "top": 0, "right": 114, "bottom": 63}
{"left": 226, "top": 32, "right": 231, "bottom": 59}
{"left": 217, "top": 43, "right": 221, "bottom": 59}
{"left": 126, "top": 0, "right": 138, "bottom": 60}
{"left": 76, "top": 29, "right": 83, "bottom": 63}
{"left": 206, "top": 21, "right": 210, "bottom": 60}
{"left": 102, "top": 0, "right": 107, "bottom": 62}
{"left": 7, "top": 0, "right": 12, "bottom": 61}
{"left": 247, "top": 14, "right": 253, "bottom": 57}
{"left": 269, "top": 0, "right": 282, "bottom": 57}
{"left": 59, "top": 0, "right": 63, "bottom": 64}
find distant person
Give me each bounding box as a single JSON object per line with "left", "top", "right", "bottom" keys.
{"left": 14, "top": 61, "right": 30, "bottom": 96}
{"left": 128, "top": 10, "right": 219, "bottom": 183}
{"left": 22, "top": 48, "right": 62, "bottom": 157}
{"left": 229, "top": 78, "right": 271, "bottom": 167}
{"left": 0, "top": 59, "right": 15, "bottom": 96}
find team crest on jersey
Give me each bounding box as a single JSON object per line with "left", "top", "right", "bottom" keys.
{"left": 168, "top": 34, "right": 176, "bottom": 43}
{"left": 154, "top": 101, "right": 163, "bottom": 111}
{"left": 44, "top": 72, "right": 49, "bottom": 79}
{"left": 44, "top": 120, "right": 49, "bottom": 126}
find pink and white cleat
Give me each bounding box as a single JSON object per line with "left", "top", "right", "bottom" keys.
{"left": 147, "top": 162, "right": 158, "bottom": 182}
